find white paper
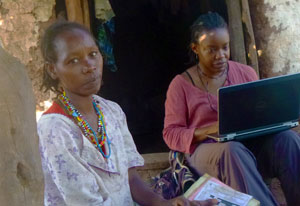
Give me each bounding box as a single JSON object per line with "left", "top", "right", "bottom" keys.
{"left": 193, "top": 180, "right": 252, "bottom": 206}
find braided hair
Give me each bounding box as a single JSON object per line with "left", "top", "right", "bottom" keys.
{"left": 189, "top": 12, "right": 228, "bottom": 63}
{"left": 40, "top": 21, "right": 95, "bottom": 93}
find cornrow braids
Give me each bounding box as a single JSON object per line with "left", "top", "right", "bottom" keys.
{"left": 190, "top": 12, "right": 227, "bottom": 44}
{"left": 188, "top": 12, "right": 228, "bottom": 64}
{"left": 40, "top": 21, "right": 96, "bottom": 94}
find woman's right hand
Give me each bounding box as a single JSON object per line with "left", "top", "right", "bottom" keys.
{"left": 193, "top": 122, "right": 218, "bottom": 143}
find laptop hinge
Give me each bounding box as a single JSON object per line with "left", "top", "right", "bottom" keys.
{"left": 225, "top": 121, "right": 299, "bottom": 139}
{"left": 283, "top": 121, "right": 299, "bottom": 127}
{"left": 224, "top": 133, "right": 237, "bottom": 139}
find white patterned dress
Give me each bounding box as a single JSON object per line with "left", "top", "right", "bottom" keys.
{"left": 38, "top": 95, "right": 144, "bottom": 206}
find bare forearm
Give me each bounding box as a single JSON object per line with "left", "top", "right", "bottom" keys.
{"left": 128, "top": 168, "right": 170, "bottom": 206}
{"left": 128, "top": 168, "right": 218, "bottom": 206}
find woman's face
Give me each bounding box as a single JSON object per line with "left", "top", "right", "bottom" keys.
{"left": 192, "top": 28, "right": 230, "bottom": 75}
{"left": 49, "top": 29, "right": 103, "bottom": 98}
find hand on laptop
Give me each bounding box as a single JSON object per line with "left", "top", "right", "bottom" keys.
{"left": 193, "top": 122, "right": 219, "bottom": 143}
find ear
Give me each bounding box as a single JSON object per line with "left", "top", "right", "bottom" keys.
{"left": 190, "top": 42, "right": 198, "bottom": 54}
{"left": 45, "top": 62, "right": 58, "bottom": 80}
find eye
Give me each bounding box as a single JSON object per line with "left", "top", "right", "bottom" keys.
{"left": 223, "top": 45, "right": 229, "bottom": 50}
{"left": 90, "top": 51, "right": 98, "bottom": 57}
{"left": 208, "top": 48, "right": 216, "bottom": 53}
{"left": 68, "top": 58, "right": 79, "bottom": 64}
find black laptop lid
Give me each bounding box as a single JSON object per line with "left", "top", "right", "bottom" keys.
{"left": 218, "top": 73, "right": 300, "bottom": 135}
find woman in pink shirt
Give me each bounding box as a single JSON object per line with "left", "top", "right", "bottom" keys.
{"left": 163, "top": 12, "right": 300, "bottom": 205}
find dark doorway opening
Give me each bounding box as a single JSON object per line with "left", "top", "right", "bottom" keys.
{"left": 89, "top": 0, "right": 229, "bottom": 153}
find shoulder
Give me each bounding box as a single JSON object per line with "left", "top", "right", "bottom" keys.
{"left": 38, "top": 113, "right": 80, "bottom": 136}
{"left": 93, "top": 95, "right": 123, "bottom": 113}
{"left": 168, "top": 74, "right": 187, "bottom": 92}
{"left": 38, "top": 113, "right": 76, "bottom": 131}
{"left": 93, "top": 95, "right": 126, "bottom": 121}
{"left": 37, "top": 113, "right": 82, "bottom": 146}
{"left": 228, "top": 60, "right": 254, "bottom": 73}
{"left": 181, "top": 66, "right": 197, "bottom": 84}
{"left": 228, "top": 61, "right": 259, "bottom": 81}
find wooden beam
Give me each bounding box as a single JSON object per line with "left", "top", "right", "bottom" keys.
{"left": 65, "top": 0, "right": 90, "bottom": 30}
{"left": 82, "top": 0, "right": 91, "bottom": 30}
{"left": 241, "top": 0, "right": 260, "bottom": 76}
{"left": 65, "top": 0, "right": 84, "bottom": 24}
{"left": 225, "top": 0, "right": 247, "bottom": 65}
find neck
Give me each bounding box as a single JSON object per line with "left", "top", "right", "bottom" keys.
{"left": 63, "top": 91, "right": 95, "bottom": 115}
{"left": 198, "top": 63, "right": 227, "bottom": 79}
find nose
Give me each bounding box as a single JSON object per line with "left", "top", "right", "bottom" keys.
{"left": 215, "top": 49, "right": 225, "bottom": 59}
{"left": 82, "top": 58, "right": 96, "bottom": 73}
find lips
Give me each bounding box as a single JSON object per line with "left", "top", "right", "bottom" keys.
{"left": 213, "top": 61, "right": 227, "bottom": 66}
{"left": 83, "top": 75, "right": 101, "bottom": 86}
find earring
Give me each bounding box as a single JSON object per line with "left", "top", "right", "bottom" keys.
{"left": 195, "top": 54, "right": 199, "bottom": 62}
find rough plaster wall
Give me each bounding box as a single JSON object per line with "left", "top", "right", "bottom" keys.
{"left": 249, "top": 0, "right": 300, "bottom": 78}
{"left": 0, "top": 0, "right": 56, "bottom": 109}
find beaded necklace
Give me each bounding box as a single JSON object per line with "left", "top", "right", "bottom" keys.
{"left": 58, "top": 92, "right": 111, "bottom": 158}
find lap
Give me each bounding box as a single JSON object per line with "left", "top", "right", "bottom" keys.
{"left": 190, "top": 141, "right": 246, "bottom": 159}
{"left": 243, "top": 129, "right": 300, "bottom": 153}
{"left": 188, "top": 130, "right": 300, "bottom": 178}
{"left": 243, "top": 129, "right": 300, "bottom": 177}
{"left": 187, "top": 141, "right": 256, "bottom": 177}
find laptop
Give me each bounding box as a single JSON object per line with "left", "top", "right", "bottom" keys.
{"left": 207, "top": 72, "right": 300, "bottom": 142}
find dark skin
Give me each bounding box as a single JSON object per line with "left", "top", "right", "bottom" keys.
{"left": 47, "top": 28, "right": 102, "bottom": 132}
{"left": 47, "top": 28, "right": 218, "bottom": 206}
{"left": 129, "top": 168, "right": 218, "bottom": 206}
{"left": 182, "top": 28, "right": 230, "bottom": 143}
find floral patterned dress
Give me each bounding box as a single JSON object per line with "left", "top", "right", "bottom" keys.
{"left": 38, "top": 95, "right": 144, "bottom": 206}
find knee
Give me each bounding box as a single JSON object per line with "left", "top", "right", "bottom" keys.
{"left": 273, "top": 130, "right": 300, "bottom": 147}
{"left": 221, "top": 142, "right": 248, "bottom": 157}
{"left": 220, "top": 142, "right": 256, "bottom": 166}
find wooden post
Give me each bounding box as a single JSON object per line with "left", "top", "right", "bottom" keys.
{"left": 241, "top": 0, "right": 260, "bottom": 76}
{"left": 65, "top": 0, "right": 83, "bottom": 23}
{"left": 65, "top": 0, "right": 90, "bottom": 30}
{"left": 82, "top": 0, "right": 91, "bottom": 30}
{"left": 0, "top": 46, "right": 44, "bottom": 205}
{"left": 225, "top": 0, "right": 247, "bottom": 65}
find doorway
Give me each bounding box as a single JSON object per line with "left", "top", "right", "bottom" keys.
{"left": 57, "top": 0, "right": 229, "bottom": 153}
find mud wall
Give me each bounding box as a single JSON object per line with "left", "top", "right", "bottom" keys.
{"left": 0, "top": 0, "right": 56, "bottom": 110}
{"left": 249, "top": 0, "right": 300, "bottom": 78}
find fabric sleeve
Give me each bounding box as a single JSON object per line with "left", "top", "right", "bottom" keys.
{"left": 120, "top": 109, "right": 144, "bottom": 168}
{"left": 110, "top": 102, "right": 144, "bottom": 168}
{"left": 38, "top": 118, "right": 112, "bottom": 206}
{"left": 244, "top": 65, "right": 259, "bottom": 82}
{"left": 163, "top": 77, "right": 195, "bottom": 154}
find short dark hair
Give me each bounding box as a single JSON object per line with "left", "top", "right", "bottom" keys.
{"left": 40, "top": 21, "right": 95, "bottom": 93}
{"left": 189, "top": 12, "right": 228, "bottom": 63}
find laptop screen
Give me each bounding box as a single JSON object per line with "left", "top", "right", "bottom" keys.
{"left": 218, "top": 73, "right": 300, "bottom": 135}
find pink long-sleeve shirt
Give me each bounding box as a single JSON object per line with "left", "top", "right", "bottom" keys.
{"left": 163, "top": 61, "right": 258, "bottom": 154}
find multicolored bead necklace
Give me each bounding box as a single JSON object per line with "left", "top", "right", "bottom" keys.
{"left": 58, "top": 92, "right": 111, "bottom": 158}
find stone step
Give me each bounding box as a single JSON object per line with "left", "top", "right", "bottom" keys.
{"left": 137, "top": 153, "right": 169, "bottom": 184}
